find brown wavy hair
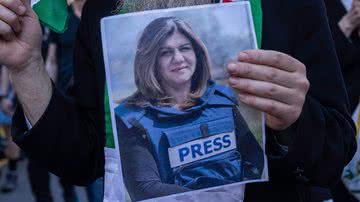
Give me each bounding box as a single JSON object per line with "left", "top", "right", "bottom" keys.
{"left": 127, "top": 17, "right": 212, "bottom": 107}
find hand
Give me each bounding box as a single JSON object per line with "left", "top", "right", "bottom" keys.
{"left": 338, "top": 0, "right": 360, "bottom": 37}
{"left": 1, "top": 98, "right": 14, "bottom": 115}
{"left": 227, "top": 50, "right": 310, "bottom": 130}
{"left": 4, "top": 137, "right": 20, "bottom": 159}
{"left": 0, "top": 0, "right": 42, "bottom": 70}
{"left": 352, "top": 0, "right": 360, "bottom": 8}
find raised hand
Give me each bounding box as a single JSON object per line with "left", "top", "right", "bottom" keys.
{"left": 0, "top": 0, "right": 51, "bottom": 125}
{"left": 338, "top": 0, "right": 360, "bottom": 37}
{"left": 227, "top": 50, "right": 310, "bottom": 130}
{"left": 0, "top": 0, "right": 42, "bottom": 70}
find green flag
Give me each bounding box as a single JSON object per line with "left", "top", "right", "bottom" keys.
{"left": 31, "top": 0, "right": 68, "bottom": 33}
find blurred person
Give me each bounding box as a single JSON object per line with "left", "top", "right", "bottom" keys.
{"left": 0, "top": 66, "right": 19, "bottom": 193}
{"left": 326, "top": 0, "right": 360, "bottom": 112}
{"left": 0, "top": 116, "right": 6, "bottom": 163}
{"left": 45, "top": 0, "right": 85, "bottom": 91}
{"left": 324, "top": 0, "right": 360, "bottom": 201}
{"left": 0, "top": 0, "right": 357, "bottom": 202}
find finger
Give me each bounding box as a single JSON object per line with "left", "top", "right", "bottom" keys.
{"left": 0, "top": 4, "right": 21, "bottom": 32}
{"left": 236, "top": 92, "right": 290, "bottom": 119}
{"left": 238, "top": 50, "right": 305, "bottom": 73}
{"left": 0, "top": 0, "right": 26, "bottom": 15}
{"left": 227, "top": 61, "right": 296, "bottom": 88}
{"left": 228, "top": 77, "right": 296, "bottom": 104}
{"left": 355, "top": 6, "right": 360, "bottom": 13}
{"left": 0, "top": 20, "right": 15, "bottom": 40}
{"left": 20, "top": 0, "right": 38, "bottom": 19}
{"left": 353, "top": 1, "right": 360, "bottom": 7}
{"left": 265, "top": 114, "right": 290, "bottom": 130}
{"left": 20, "top": 0, "right": 32, "bottom": 12}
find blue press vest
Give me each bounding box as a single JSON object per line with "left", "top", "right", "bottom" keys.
{"left": 115, "top": 82, "right": 244, "bottom": 189}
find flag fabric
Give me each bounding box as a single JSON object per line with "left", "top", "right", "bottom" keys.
{"left": 31, "top": 0, "right": 68, "bottom": 33}
{"left": 249, "top": 0, "right": 262, "bottom": 47}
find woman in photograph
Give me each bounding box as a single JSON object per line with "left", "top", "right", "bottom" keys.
{"left": 115, "top": 17, "right": 264, "bottom": 201}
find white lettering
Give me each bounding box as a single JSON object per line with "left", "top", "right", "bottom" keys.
{"left": 168, "top": 131, "right": 236, "bottom": 168}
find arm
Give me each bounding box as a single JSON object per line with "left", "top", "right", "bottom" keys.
{"left": 6, "top": 0, "right": 116, "bottom": 185}
{"left": 269, "top": 0, "right": 357, "bottom": 187}
{"left": 116, "top": 116, "right": 190, "bottom": 201}
{"left": 0, "top": 0, "right": 52, "bottom": 125}
{"left": 324, "top": 0, "right": 360, "bottom": 111}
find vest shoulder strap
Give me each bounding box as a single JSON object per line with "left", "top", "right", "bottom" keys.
{"left": 114, "top": 103, "right": 145, "bottom": 129}
{"left": 208, "top": 84, "right": 238, "bottom": 106}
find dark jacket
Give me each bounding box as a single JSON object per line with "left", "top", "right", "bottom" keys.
{"left": 12, "top": 0, "right": 357, "bottom": 202}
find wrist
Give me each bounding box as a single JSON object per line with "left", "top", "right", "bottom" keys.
{"left": 8, "top": 53, "right": 44, "bottom": 79}
{"left": 8, "top": 51, "right": 43, "bottom": 76}
{"left": 8, "top": 54, "right": 52, "bottom": 125}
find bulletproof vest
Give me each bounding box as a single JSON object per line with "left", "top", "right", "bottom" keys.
{"left": 116, "top": 83, "right": 244, "bottom": 189}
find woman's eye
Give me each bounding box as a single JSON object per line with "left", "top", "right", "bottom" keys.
{"left": 180, "top": 46, "right": 192, "bottom": 51}
{"left": 160, "top": 50, "right": 172, "bottom": 56}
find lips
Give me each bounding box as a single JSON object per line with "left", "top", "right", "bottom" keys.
{"left": 171, "top": 66, "right": 188, "bottom": 72}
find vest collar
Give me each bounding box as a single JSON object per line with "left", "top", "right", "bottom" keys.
{"left": 146, "top": 81, "right": 237, "bottom": 119}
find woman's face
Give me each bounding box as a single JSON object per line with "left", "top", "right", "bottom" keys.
{"left": 157, "top": 31, "right": 197, "bottom": 88}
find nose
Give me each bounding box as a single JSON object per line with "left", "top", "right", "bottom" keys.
{"left": 173, "top": 49, "right": 185, "bottom": 63}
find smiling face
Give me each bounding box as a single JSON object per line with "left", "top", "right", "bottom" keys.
{"left": 157, "top": 31, "right": 197, "bottom": 89}
{"left": 133, "top": 17, "right": 211, "bottom": 105}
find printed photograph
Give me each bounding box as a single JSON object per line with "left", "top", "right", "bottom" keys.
{"left": 101, "top": 2, "right": 267, "bottom": 201}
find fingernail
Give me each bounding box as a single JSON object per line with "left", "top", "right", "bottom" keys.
{"left": 18, "top": 5, "right": 26, "bottom": 14}
{"left": 228, "top": 77, "right": 236, "bottom": 85}
{"left": 238, "top": 93, "right": 246, "bottom": 100}
{"left": 227, "top": 63, "right": 236, "bottom": 72}
{"left": 239, "top": 52, "right": 248, "bottom": 61}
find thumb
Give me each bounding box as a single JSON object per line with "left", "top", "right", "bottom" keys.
{"left": 20, "top": 0, "right": 31, "bottom": 9}
{"left": 20, "top": 0, "right": 38, "bottom": 18}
